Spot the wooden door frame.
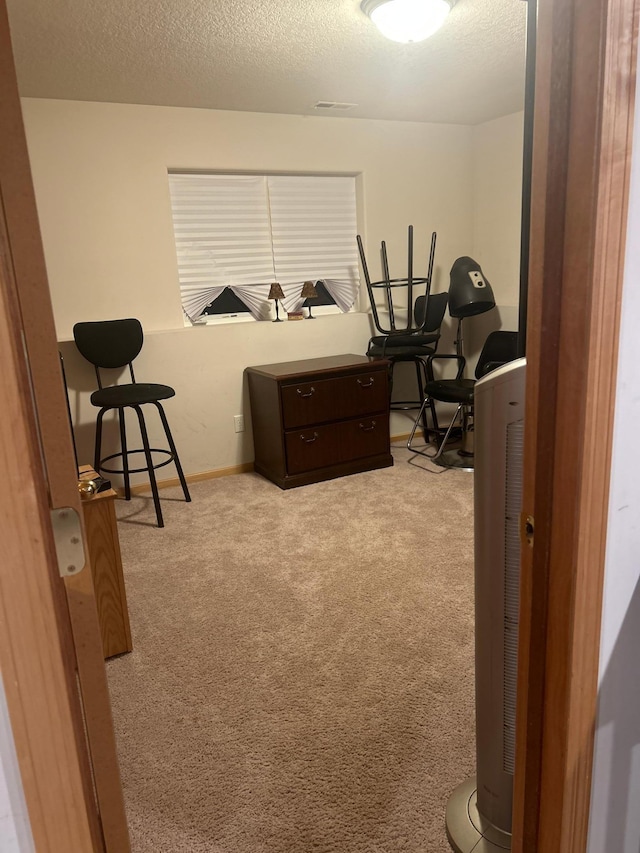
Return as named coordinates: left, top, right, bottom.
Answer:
left=513, top=0, right=639, bottom=850
left=0, top=0, right=130, bottom=849
left=0, top=87, right=101, bottom=853
left=0, top=0, right=637, bottom=849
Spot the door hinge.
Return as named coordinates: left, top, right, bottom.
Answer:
left=521, top=512, right=535, bottom=548
left=50, top=507, right=86, bottom=577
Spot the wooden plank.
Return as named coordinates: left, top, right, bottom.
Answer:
left=512, top=0, right=566, bottom=831
left=513, top=0, right=639, bottom=849
left=80, top=475, right=133, bottom=659
left=0, top=2, right=130, bottom=849
left=0, top=118, right=99, bottom=853
left=546, top=0, right=638, bottom=847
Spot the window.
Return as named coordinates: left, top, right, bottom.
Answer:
left=168, top=173, right=360, bottom=323
left=203, top=287, right=252, bottom=318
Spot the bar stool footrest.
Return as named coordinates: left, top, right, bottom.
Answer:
left=98, top=448, right=175, bottom=476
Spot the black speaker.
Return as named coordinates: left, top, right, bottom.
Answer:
left=448, top=256, right=496, bottom=318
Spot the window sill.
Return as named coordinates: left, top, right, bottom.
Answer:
left=186, top=305, right=357, bottom=327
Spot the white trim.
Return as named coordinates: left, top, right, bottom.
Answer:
left=185, top=302, right=355, bottom=327
left=0, top=677, right=34, bottom=853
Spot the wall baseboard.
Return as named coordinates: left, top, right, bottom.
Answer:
left=119, top=462, right=255, bottom=496
left=118, top=435, right=410, bottom=496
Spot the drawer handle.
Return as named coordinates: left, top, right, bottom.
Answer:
left=301, top=432, right=319, bottom=443
left=296, top=386, right=315, bottom=398
left=357, top=377, right=375, bottom=388
left=359, top=421, right=377, bottom=432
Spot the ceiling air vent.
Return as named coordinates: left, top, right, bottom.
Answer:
left=314, top=101, right=358, bottom=111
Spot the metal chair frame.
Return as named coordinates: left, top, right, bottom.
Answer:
left=74, top=319, right=191, bottom=528
left=407, top=331, right=519, bottom=469
left=357, top=226, right=437, bottom=338
left=357, top=226, right=441, bottom=436
left=406, top=353, right=467, bottom=463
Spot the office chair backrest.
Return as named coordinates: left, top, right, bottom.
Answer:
left=475, top=331, right=519, bottom=379
left=73, top=319, right=144, bottom=369
left=414, top=292, right=448, bottom=334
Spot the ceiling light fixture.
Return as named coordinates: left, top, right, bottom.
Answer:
left=361, top=0, right=455, bottom=44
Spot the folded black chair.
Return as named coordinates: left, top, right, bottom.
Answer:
left=73, top=318, right=191, bottom=528
left=407, top=330, right=519, bottom=470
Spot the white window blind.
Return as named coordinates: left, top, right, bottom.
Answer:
left=168, top=172, right=359, bottom=322
left=168, top=173, right=275, bottom=321
left=268, top=176, right=360, bottom=313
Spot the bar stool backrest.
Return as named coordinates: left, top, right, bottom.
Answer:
left=73, top=318, right=144, bottom=387
left=357, top=226, right=437, bottom=338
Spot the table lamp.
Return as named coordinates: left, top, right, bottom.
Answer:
left=301, top=281, right=318, bottom=319
left=268, top=282, right=285, bottom=322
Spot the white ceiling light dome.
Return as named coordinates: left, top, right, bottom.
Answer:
left=361, top=0, right=456, bottom=44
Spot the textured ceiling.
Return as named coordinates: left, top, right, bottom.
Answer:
left=7, top=0, right=527, bottom=125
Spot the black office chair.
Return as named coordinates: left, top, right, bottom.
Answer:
left=358, top=226, right=445, bottom=434
left=73, top=318, right=191, bottom=528
left=407, top=330, right=519, bottom=469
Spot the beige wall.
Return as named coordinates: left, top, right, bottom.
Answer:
left=23, top=98, right=478, bottom=476
left=468, top=111, right=524, bottom=358
left=23, top=99, right=473, bottom=338
left=22, top=99, right=522, bottom=479
left=472, top=111, right=524, bottom=309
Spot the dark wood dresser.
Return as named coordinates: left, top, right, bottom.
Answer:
left=246, top=354, right=393, bottom=489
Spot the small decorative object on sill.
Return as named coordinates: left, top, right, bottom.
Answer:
left=301, top=280, right=319, bottom=319
left=268, top=282, right=285, bottom=322
left=287, top=310, right=304, bottom=321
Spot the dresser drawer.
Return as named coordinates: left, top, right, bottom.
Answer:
left=339, top=415, right=389, bottom=462
left=285, top=415, right=389, bottom=474
left=285, top=422, right=343, bottom=474
left=281, top=369, right=388, bottom=429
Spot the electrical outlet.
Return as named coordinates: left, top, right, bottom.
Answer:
left=234, top=414, right=245, bottom=433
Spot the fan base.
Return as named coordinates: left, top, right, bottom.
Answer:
left=446, top=777, right=511, bottom=852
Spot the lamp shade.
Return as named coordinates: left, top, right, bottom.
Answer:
left=268, top=282, right=285, bottom=300
left=361, top=0, right=453, bottom=43
left=301, top=281, right=318, bottom=300
left=448, top=257, right=496, bottom=319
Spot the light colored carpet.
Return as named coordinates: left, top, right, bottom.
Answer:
left=107, top=445, right=475, bottom=853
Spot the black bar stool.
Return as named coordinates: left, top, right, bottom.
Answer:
left=73, top=318, right=191, bottom=528
left=357, top=227, right=445, bottom=441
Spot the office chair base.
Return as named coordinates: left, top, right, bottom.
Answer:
left=407, top=398, right=461, bottom=464
left=408, top=396, right=475, bottom=471
left=432, top=448, right=474, bottom=472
